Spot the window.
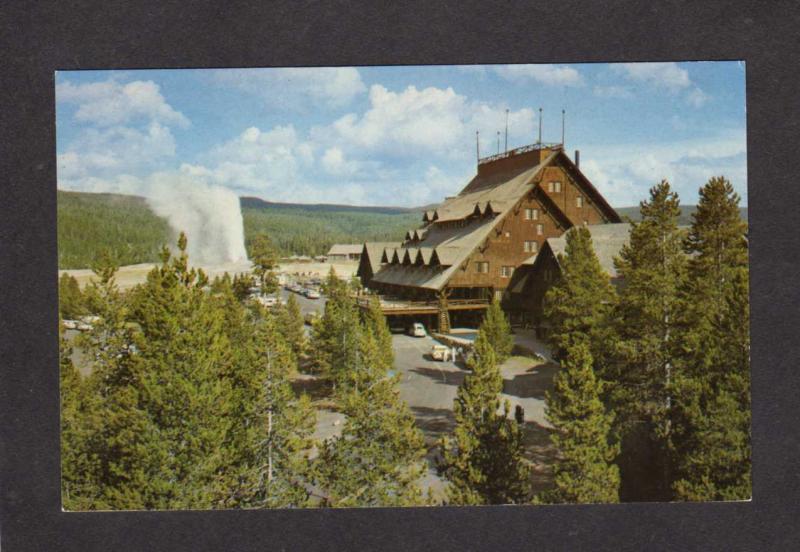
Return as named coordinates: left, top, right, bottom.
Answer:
left=525, top=207, right=539, bottom=220
left=576, top=195, right=583, bottom=207
left=475, top=261, right=489, bottom=273
left=583, top=220, right=589, bottom=227
left=524, top=240, right=538, bottom=253
left=504, top=231, right=511, bottom=238
left=501, top=266, right=514, bottom=278
left=548, top=181, right=562, bottom=193
left=536, top=223, right=544, bottom=236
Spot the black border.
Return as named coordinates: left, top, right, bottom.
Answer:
left=2, top=1, right=799, bottom=550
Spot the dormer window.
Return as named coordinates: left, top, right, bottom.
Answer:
left=548, top=181, right=562, bottom=193
left=576, top=195, right=583, bottom=207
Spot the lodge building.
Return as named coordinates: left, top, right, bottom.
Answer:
left=357, top=141, right=622, bottom=332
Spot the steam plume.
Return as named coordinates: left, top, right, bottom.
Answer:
left=143, top=172, right=248, bottom=265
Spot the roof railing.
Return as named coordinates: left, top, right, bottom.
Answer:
left=478, top=142, right=562, bottom=165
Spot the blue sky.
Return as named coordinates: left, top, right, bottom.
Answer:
left=55, top=62, right=747, bottom=207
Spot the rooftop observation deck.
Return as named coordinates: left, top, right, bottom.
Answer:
left=478, top=141, right=563, bottom=166
left=356, top=295, right=490, bottom=316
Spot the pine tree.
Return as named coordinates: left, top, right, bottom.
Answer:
left=438, top=327, right=530, bottom=505
left=480, top=297, right=514, bottom=364
left=232, top=311, right=315, bottom=508
left=542, top=226, right=617, bottom=363
left=277, top=293, right=307, bottom=363
left=315, top=319, right=428, bottom=507
left=310, top=269, right=360, bottom=383
left=361, top=294, right=394, bottom=373
left=672, top=176, right=750, bottom=501
left=58, top=273, right=86, bottom=320
left=541, top=342, right=620, bottom=504
left=231, top=272, right=253, bottom=302
left=609, top=180, right=687, bottom=500
left=249, top=234, right=279, bottom=294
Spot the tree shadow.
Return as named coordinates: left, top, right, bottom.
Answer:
left=290, top=374, right=333, bottom=402
left=410, top=405, right=456, bottom=437
left=503, top=361, right=559, bottom=400
left=409, top=365, right=466, bottom=387
left=520, top=420, right=557, bottom=496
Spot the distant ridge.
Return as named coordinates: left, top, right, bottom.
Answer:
left=240, top=196, right=431, bottom=215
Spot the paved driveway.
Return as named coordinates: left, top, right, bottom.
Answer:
left=392, top=332, right=559, bottom=499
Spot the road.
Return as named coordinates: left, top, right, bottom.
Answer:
left=391, top=332, right=559, bottom=499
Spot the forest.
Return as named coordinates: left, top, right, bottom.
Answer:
left=59, top=176, right=749, bottom=508
left=57, top=190, right=422, bottom=268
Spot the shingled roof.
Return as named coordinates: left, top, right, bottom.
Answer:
left=370, top=145, right=619, bottom=292
left=546, top=223, right=632, bottom=278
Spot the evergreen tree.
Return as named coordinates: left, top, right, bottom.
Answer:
left=361, top=294, right=394, bottom=373
left=541, top=342, right=620, bottom=504
left=58, top=273, right=86, bottom=320
left=232, top=311, right=315, bottom=508
left=315, top=318, right=427, bottom=507
left=438, top=328, right=530, bottom=505
left=249, top=234, right=279, bottom=294
left=310, top=269, right=360, bottom=383
left=542, top=227, right=617, bottom=363
left=277, top=293, right=307, bottom=362
left=609, top=180, right=687, bottom=500
left=672, top=176, right=750, bottom=501
left=231, top=272, right=253, bottom=302
left=480, top=297, right=514, bottom=364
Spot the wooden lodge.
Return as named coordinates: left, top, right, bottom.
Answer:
left=357, top=142, right=622, bottom=332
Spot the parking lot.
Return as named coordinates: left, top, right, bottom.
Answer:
left=391, top=331, right=559, bottom=498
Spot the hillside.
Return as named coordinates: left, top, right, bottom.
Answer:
left=57, top=191, right=172, bottom=269
left=57, top=190, right=424, bottom=269
left=615, top=205, right=748, bottom=225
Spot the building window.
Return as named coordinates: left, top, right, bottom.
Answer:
left=475, top=261, right=489, bottom=273
left=548, top=181, right=562, bottom=193
left=576, top=195, right=583, bottom=207
left=524, top=240, right=538, bottom=253
left=536, top=223, right=544, bottom=236
left=524, top=207, right=539, bottom=220
left=504, top=231, right=511, bottom=238
left=583, top=220, right=589, bottom=227
left=501, top=266, right=514, bottom=278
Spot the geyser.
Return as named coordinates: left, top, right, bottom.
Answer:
left=143, top=172, right=249, bottom=265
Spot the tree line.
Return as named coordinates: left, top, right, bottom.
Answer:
left=541, top=176, right=750, bottom=503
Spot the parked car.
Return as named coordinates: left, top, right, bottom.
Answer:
left=304, top=288, right=321, bottom=300
left=408, top=322, right=426, bottom=337
left=257, top=295, right=281, bottom=308
left=430, top=344, right=450, bottom=361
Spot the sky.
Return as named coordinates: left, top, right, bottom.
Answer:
left=55, top=62, right=747, bottom=208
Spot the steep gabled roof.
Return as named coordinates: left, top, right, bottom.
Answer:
left=363, top=242, right=402, bottom=275
left=371, top=145, right=619, bottom=292
left=545, top=223, right=632, bottom=277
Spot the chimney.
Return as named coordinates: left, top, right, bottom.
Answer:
left=574, top=149, right=580, bottom=169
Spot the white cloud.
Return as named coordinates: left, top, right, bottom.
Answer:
left=593, top=85, right=634, bottom=99
left=612, top=62, right=711, bottom=108
left=57, top=122, right=177, bottom=183
left=319, top=84, right=536, bottom=157
left=614, top=62, right=691, bottom=92
left=576, top=129, right=747, bottom=206
left=210, top=67, right=366, bottom=109
left=494, top=64, right=584, bottom=87
left=686, top=87, right=710, bottom=107
left=321, top=147, right=360, bottom=177
left=56, top=79, right=189, bottom=127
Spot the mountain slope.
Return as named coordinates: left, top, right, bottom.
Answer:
left=615, top=205, right=748, bottom=225
left=57, top=191, right=425, bottom=269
